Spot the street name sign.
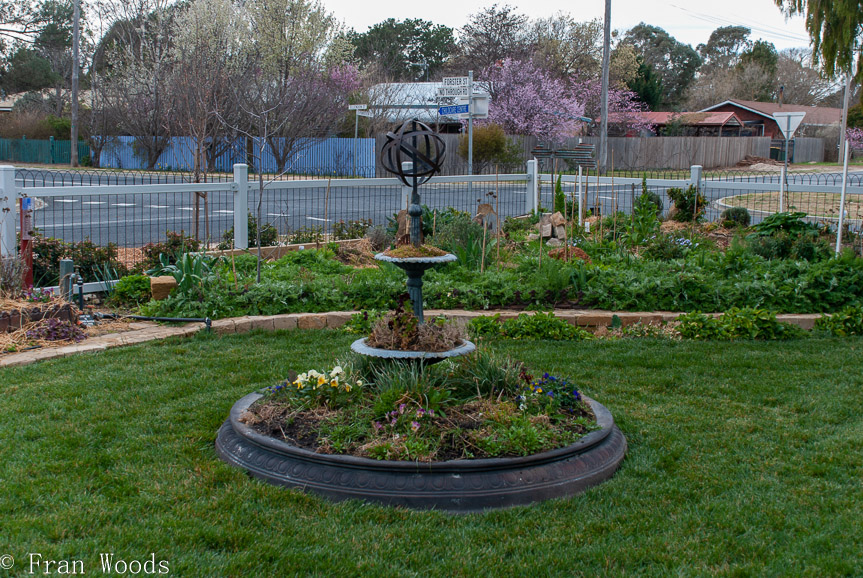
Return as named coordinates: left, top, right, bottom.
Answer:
left=348, top=104, right=368, bottom=110
left=439, top=104, right=470, bottom=116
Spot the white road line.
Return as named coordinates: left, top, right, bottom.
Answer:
left=306, top=216, right=330, bottom=222
left=82, top=201, right=106, bottom=205
left=178, top=207, right=195, bottom=211
left=215, top=210, right=233, bottom=214
left=147, top=205, right=169, bottom=209
left=268, top=213, right=287, bottom=217
left=54, top=199, right=77, bottom=203
left=112, top=203, right=136, bottom=207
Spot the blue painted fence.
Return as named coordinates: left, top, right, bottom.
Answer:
left=96, top=136, right=376, bottom=176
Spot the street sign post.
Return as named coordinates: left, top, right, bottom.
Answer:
left=772, top=112, right=806, bottom=211
left=349, top=104, right=370, bottom=176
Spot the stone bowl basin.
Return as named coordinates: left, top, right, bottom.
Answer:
left=350, top=337, right=476, bottom=364
left=215, top=393, right=627, bottom=512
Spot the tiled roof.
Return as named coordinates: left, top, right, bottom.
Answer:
left=699, top=99, right=842, bottom=125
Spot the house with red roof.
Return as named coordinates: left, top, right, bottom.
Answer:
left=698, top=99, right=842, bottom=138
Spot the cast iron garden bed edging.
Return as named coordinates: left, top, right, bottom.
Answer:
left=215, top=392, right=627, bottom=512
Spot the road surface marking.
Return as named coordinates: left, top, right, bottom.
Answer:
left=54, top=199, right=77, bottom=203
left=112, top=203, right=136, bottom=207
left=82, top=201, right=106, bottom=205
left=306, top=217, right=330, bottom=222
left=215, top=210, right=233, bottom=214
left=146, top=205, right=169, bottom=209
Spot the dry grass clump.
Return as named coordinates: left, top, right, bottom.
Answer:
left=0, top=256, right=26, bottom=298
left=383, top=244, right=448, bottom=258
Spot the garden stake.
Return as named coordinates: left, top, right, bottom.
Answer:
left=611, top=153, right=617, bottom=242
left=231, top=252, right=238, bottom=291
left=481, top=218, right=488, bottom=273
left=432, top=209, right=437, bottom=239
left=323, top=177, right=331, bottom=247
left=496, top=166, right=501, bottom=267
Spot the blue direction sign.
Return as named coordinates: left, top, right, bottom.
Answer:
left=438, top=104, right=469, bottom=116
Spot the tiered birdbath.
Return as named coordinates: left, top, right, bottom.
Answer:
left=351, top=119, right=474, bottom=362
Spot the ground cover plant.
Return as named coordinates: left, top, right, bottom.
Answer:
left=0, top=330, right=860, bottom=575
left=128, top=202, right=863, bottom=321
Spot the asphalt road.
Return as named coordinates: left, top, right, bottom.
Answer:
left=16, top=168, right=863, bottom=247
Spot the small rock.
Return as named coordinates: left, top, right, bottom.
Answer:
left=546, top=238, right=563, bottom=247
left=554, top=225, right=567, bottom=239
left=527, top=233, right=539, bottom=241
left=550, top=211, right=567, bottom=227
left=540, top=223, right=553, bottom=238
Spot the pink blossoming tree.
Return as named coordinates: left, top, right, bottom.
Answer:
left=482, top=58, right=585, bottom=144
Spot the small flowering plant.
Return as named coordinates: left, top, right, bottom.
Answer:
left=518, top=373, right=586, bottom=415
left=23, top=287, right=54, bottom=303
left=366, top=398, right=439, bottom=460
left=266, top=365, right=363, bottom=408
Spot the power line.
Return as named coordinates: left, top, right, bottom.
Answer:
left=669, top=4, right=810, bottom=44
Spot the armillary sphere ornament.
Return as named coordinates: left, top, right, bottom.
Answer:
left=380, top=119, right=446, bottom=187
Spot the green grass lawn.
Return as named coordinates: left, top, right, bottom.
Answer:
left=1, top=330, right=861, bottom=576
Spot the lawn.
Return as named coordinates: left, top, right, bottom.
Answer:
left=1, top=330, right=861, bottom=576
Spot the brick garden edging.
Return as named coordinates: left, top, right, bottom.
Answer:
left=0, top=309, right=826, bottom=369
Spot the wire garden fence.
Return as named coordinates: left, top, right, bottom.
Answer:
left=2, top=163, right=862, bottom=280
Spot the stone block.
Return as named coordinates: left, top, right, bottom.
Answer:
left=211, top=319, right=237, bottom=335
left=326, top=312, right=353, bottom=329
left=232, top=317, right=255, bottom=333
left=249, top=316, right=275, bottom=331
left=150, top=276, right=178, bottom=301
left=540, top=223, right=553, bottom=238
left=297, top=315, right=327, bottom=330
left=272, top=315, right=299, bottom=331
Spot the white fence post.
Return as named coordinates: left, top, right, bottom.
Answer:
left=0, top=165, right=16, bottom=258
left=401, top=162, right=413, bottom=210
left=689, top=165, right=703, bottom=192
left=526, top=160, right=538, bottom=215
left=233, top=164, right=249, bottom=250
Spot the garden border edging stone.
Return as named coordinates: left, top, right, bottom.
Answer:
left=0, top=310, right=826, bottom=368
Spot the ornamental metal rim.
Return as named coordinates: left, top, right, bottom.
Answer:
left=350, top=337, right=475, bottom=360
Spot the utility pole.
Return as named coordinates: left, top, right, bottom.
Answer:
left=70, top=0, right=81, bottom=167
left=839, top=74, right=852, bottom=164
left=599, top=0, right=611, bottom=174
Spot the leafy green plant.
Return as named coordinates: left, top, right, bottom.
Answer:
left=342, top=310, right=384, bottom=335
left=677, top=308, right=808, bottom=340
left=217, top=214, right=279, bottom=250
left=288, top=226, right=324, bottom=244
left=140, top=231, right=201, bottom=271
left=469, top=312, right=592, bottom=341
left=667, top=185, right=706, bottom=222
left=641, top=233, right=699, bottom=261
left=146, top=252, right=221, bottom=294
left=721, top=207, right=751, bottom=228
left=110, top=274, right=151, bottom=306
left=751, top=212, right=818, bottom=237
left=814, top=306, right=863, bottom=336
left=332, top=219, right=372, bottom=240
left=553, top=174, right=566, bottom=214
left=31, top=234, right=127, bottom=286
left=624, top=190, right=662, bottom=246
